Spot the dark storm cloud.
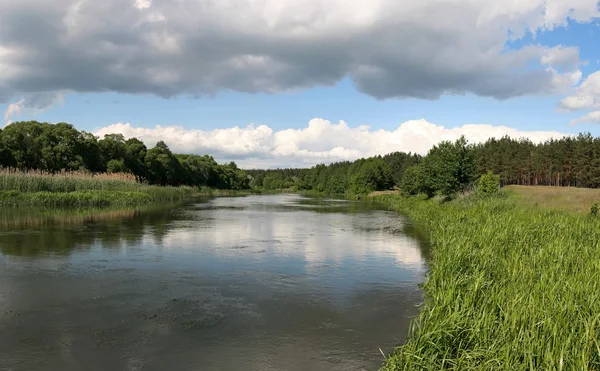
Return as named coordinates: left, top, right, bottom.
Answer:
left=0, top=0, right=596, bottom=109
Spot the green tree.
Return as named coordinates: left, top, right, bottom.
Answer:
left=124, top=138, right=148, bottom=181
left=350, top=158, right=394, bottom=194
left=107, top=159, right=128, bottom=173
left=79, top=131, right=104, bottom=172
left=99, top=133, right=127, bottom=171
left=262, top=175, right=278, bottom=190
left=1, top=121, right=45, bottom=169
left=420, top=136, right=476, bottom=197
left=145, top=141, right=183, bottom=186
left=400, top=165, right=424, bottom=196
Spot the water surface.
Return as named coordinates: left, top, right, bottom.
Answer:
left=0, top=194, right=427, bottom=371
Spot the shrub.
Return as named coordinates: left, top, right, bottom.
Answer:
left=477, top=170, right=500, bottom=195
left=400, top=165, right=423, bottom=196
left=590, top=201, right=599, bottom=216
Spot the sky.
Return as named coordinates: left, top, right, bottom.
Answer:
left=1, top=0, right=600, bottom=168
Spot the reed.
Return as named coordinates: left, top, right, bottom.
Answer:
left=0, top=168, right=139, bottom=193
left=377, top=192, right=600, bottom=370
left=0, top=169, right=198, bottom=206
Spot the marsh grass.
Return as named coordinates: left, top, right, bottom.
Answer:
left=378, top=192, right=600, bottom=370
left=0, top=168, right=140, bottom=193
left=0, top=169, right=198, bottom=206
left=0, top=207, right=137, bottom=228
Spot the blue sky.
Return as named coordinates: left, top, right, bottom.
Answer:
left=1, top=0, right=600, bottom=167
left=4, top=81, right=590, bottom=134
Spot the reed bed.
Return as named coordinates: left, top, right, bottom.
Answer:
left=0, top=168, right=139, bottom=193
left=0, top=207, right=137, bottom=228
left=377, top=192, right=600, bottom=370
left=0, top=169, right=198, bottom=206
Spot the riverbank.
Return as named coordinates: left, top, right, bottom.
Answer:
left=376, top=191, right=600, bottom=370
left=0, top=170, right=256, bottom=207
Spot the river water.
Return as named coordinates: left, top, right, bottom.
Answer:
left=0, top=194, right=427, bottom=371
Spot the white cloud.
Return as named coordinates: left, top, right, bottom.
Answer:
left=3, top=99, right=25, bottom=122
left=560, top=71, right=600, bottom=125
left=2, top=92, right=66, bottom=123
left=134, top=0, right=151, bottom=10
left=570, top=111, right=600, bottom=126
left=560, top=71, right=600, bottom=111
left=0, top=0, right=597, bottom=103
left=94, top=118, right=569, bottom=168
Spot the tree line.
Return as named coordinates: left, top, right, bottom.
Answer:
left=249, top=133, right=600, bottom=196
left=246, top=151, right=421, bottom=194
left=0, top=121, right=250, bottom=189
left=4, top=121, right=600, bottom=195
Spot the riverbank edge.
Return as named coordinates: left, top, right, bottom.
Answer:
left=0, top=187, right=263, bottom=207
left=373, top=191, right=600, bottom=370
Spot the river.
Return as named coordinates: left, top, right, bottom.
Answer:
left=0, top=194, right=427, bottom=371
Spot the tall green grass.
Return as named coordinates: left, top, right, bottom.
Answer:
left=0, top=169, right=141, bottom=192
left=0, top=169, right=198, bottom=206
left=378, top=192, right=600, bottom=370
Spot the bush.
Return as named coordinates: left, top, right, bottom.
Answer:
left=106, top=159, right=128, bottom=174
left=590, top=201, right=599, bottom=216
left=400, top=165, right=423, bottom=196
left=477, top=171, right=500, bottom=195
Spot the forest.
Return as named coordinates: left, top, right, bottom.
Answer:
left=0, top=121, right=250, bottom=190
left=4, top=120, right=600, bottom=196
left=249, top=133, right=600, bottom=195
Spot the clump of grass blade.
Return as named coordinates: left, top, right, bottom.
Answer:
left=378, top=192, right=600, bottom=370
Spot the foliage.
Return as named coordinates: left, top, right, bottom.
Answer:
left=0, top=169, right=202, bottom=206
left=11, top=120, right=600, bottom=196
left=378, top=193, right=600, bottom=370
left=106, top=159, right=127, bottom=174
left=420, top=136, right=476, bottom=197
left=590, top=201, right=599, bottom=216
left=0, top=121, right=250, bottom=190
left=397, top=136, right=476, bottom=198
left=350, top=157, right=394, bottom=194
left=381, top=151, right=422, bottom=186
left=248, top=131, right=600, bottom=195
left=399, top=166, right=423, bottom=196
left=477, top=171, right=501, bottom=195
left=472, top=133, right=600, bottom=188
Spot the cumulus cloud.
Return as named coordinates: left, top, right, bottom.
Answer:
left=0, top=0, right=597, bottom=104
left=569, top=111, right=600, bottom=126
left=94, top=118, right=569, bottom=168
left=560, top=71, right=600, bottom=125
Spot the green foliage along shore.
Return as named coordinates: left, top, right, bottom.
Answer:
left=247, top=154, right=419, bottom=195
left=378, top=192, right=600, bottom=370
left=0, top=169, right=259, bottom=207
left=248, top=131, right=600, bottom=195
left=6, top=120, right=600, bottom=197
left=0, top=121, right=250, bottom=190
left=0, top=170, right=198, bottom=207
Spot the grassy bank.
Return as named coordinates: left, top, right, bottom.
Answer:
left=377, top=191, right=600, bottom=370
left=0, top=170, right=203, bottom=207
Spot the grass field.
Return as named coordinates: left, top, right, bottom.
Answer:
left=506, top=185, right=600, bottom=213
left=377, top=191, right=600, bottom=370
